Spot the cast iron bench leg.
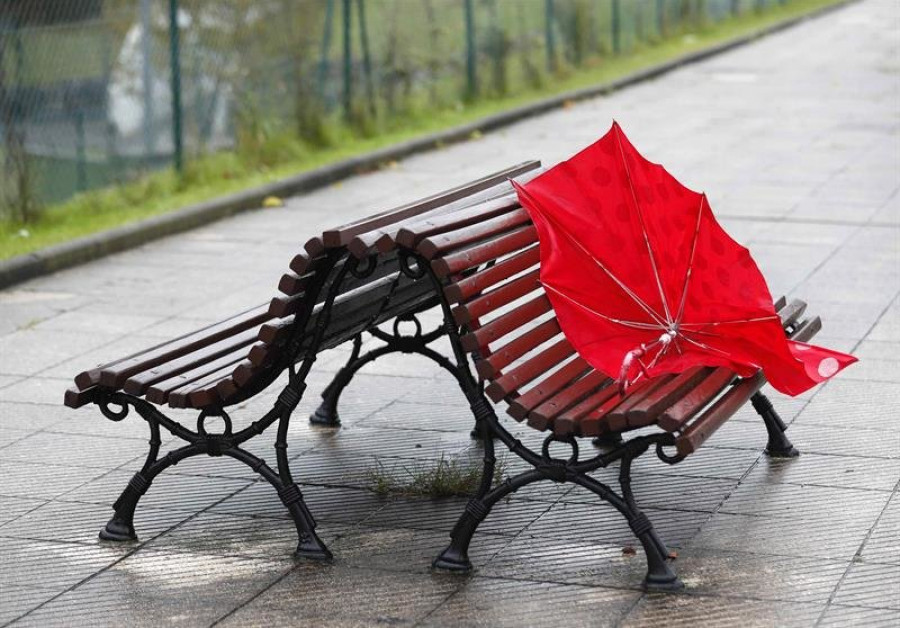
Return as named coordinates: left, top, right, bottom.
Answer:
left=751, top=392, right=800, bottom=458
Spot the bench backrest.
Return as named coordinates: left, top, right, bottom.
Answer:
left=207, top=161, right=544, bottom=408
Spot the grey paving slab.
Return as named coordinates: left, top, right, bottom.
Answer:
left=421, top=576, right=641, bottom=627
left=217, top=565, right=462, bottom=627
left=2, top=0, right=899, bottom=625
left=11, top=549, right=294, bottom=628
left=620, top=594, right=824, bottom=627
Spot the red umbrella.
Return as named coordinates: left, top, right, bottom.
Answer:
left=513, top=122, right=855, bottom=397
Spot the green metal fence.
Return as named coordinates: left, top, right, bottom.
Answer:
left=0, top=0, right=789, bottom=220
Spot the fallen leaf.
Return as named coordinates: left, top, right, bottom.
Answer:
left=262, top=196, right=283, bottom=208
left=622, top=545, right=636, bottom=556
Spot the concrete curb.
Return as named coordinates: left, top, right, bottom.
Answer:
left=0, top=0, right=856, bottom=291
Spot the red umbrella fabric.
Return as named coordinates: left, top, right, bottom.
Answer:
left=513, top=122, right=855, bottom=397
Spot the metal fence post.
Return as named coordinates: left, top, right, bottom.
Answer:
left=356, top=0, right=375, bottom=118
left=317, top=0, right=335, bottom=103
left=611, top=0, right=621, bottom=55
left=168, top=0, right=183, bottom=175
left=545, top=0, right=556, bottom=73
left=342, top=0, right=352, bottom=120
left=657, top=0, right=665, bottom=36
left=464, top=0, right=477, bottom=100
left=140, top=0, right=155, bottom=159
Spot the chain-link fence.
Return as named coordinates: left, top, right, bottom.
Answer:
left=1, top=0, right=790, bottom=220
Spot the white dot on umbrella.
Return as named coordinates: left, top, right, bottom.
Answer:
left=794, top=344, right=811, bottom=351
left=817, top=357, right=840, bottom=378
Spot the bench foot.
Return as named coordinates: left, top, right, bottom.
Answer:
left=433, top=544, right=473, bottom=572
left=643, top=573, right=685, bottom=593
left=309, top=401, right=341, bottom=427
left=99, top=515, right=137, bottom=542
left=295, top=533, right=333, bottom=561
left=637, top=529, right=683, bottom=593
left=752, top=393, right=800, bottom=458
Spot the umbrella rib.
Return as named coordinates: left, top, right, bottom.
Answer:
left=677, top=330, right=735, bottom=359
left=679, top=315, right=780, bottom=327
left=613, top=124, right=674, bottom=325
left=534, top=205, right=669, bottom=328
left=674, top=194, right=706, bottom=326
left=543, top=283, right=663, bottom=331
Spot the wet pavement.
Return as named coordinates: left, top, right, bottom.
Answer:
left=1, top=0, right=898, bottom=625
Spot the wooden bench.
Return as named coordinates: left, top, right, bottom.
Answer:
left=65, top=161, right=818, bottom=591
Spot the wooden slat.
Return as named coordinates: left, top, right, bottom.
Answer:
left=548, top=379, right=622, bottom=435
left=145, top=352, right=249, bottom=404
left=394, top=194, right=520, bottom=250
left=577, top=380, right=657, bottom=437
left=475, top=320, right=561, bottom=380
left=460, top=294, right=551, bottom=353
left=452, top=268, right=541, bottom=326
left=322, top=161, right=540, bottom=248
left=64, top=386, right=98, bottom=409
left=289, top=237, right=326, bottom=274
left=527, top=371, right=611, bottom=430
left=352, top=181, right=530, bottom=258
left=656, top=369, right=735, bottom=432
left=602, top=374, right=677, bottom=432
left=622, top=366, right=712, bottom=426
left=121, top=328, right=259, bottom=396
left=432, top=224, right=538, bottom=278
left=485, top=338, right=575, bottom=402
left=444, top=245, right=540, bottom=304
left=417, top=208, right=530, bottom=260
left=97, top=305, right=271, bottom=389
left=507, top=357, right=591, bottom=420
left=166, top=360, right=247, bottom=409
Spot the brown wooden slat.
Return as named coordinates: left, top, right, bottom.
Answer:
left=97, top=305, right=272, bottom=389
left=351, top=181, right=527, bottom=258
left=432, top=224, right=538, bottom=278
left=507, top=357, right=591, bottom=420
left=145, top=353, right=249, bottom=404
left=74, top=368, right=102, bottom=392
left=452, top=268, right=541, bottom=326
left=576, top=380, right=657, bottom=437
left=551, top=383, right=622, bottom=435
left=656, top=369, right=735, bottom=432
left=64, top=386, right=98, bottom=409
left=444, top=245, right=540, bottom=304
left=259, top=317, right=293, bottom=345
left=460, top=294, right=551, bottom=353
left=417, top=208, right=530, bottom=260
left=602, top=374, right=677, bottom=432
left=166, top=363, right=238, bottom=408
left=289, top=237, right=326, bottom=275
left=527, top=370, right=611, bottom=430
left=485, top=338, right=575, bottom=402
left=675, top=373, right=761, bottom=456
left=322, top=161, right=540, bottom=248
left=75, top=304, right=268, bottom=390
left=394, top=195, right=521, bottom=250
left=622, top=366, right=712, bottom=426
left=122, top=328, right=260, bottom=396
left=475, top=320, right=560, bottom=380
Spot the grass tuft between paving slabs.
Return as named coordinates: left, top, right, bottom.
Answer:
left=366, top=454, right=507, bottom=499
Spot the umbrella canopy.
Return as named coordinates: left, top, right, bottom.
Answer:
left=513, top=122, right=855, bottom=397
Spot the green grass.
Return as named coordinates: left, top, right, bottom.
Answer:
left=365, top=455, right=506, bottom=499
left=0, top=0, right=846, bottom=261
